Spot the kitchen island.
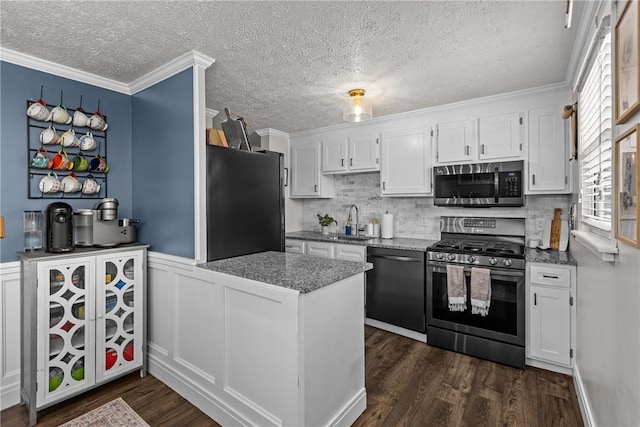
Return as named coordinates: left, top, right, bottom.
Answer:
left=147, top=251, right=370, bottom=427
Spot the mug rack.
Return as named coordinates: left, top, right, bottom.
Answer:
left=26, top=100, right=109, bottom=199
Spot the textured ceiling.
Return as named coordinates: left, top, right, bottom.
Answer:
left=0, top=1, right=582, bottom=133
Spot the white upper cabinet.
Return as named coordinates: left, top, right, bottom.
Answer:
left=433, top=119, right=475, bottom=164
left=380, top=128, right=432, bottom=196
left=433, top=112, right=524, bottom=165
left=322, top=138, right=348, bottom=172
left=527, top=106, right=570, bottom=194
left=321, top=132, right=379, bottom=173
left=291, top=141, right=335, bottom=198
left=477, top=111, right=524, bottom=160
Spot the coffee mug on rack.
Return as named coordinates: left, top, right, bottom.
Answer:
left=39, top=172, right=61, bottom=193
left=39, top=126, right=60, bottom=145
left=70, top=154, right=89, bottom=172
left=61, top=172, right=82, bottom=193
left=30, top=147, right=50, bottom=168
left=72, top=108, right=90, bottom=127
left=60, top=129, right=80, bottom=148
left=88, top=112, right=108, bottom=131
left=27, top=99, right=50, bottom=121
left=79, top=132, right=97, bottom=151
left=50, top=150, right=72, bottom=170
left=48, top=105, right=72, bottom=125
left=82, top=175, right=100, bottom=195
left=89, top=154, right=109, bottom=173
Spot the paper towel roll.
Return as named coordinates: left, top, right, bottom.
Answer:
left=381, top=213, right=394, bottom=239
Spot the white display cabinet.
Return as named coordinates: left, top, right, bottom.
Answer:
left=19, top=245, right=147, bottom=426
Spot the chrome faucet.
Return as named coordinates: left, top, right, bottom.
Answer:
left=347, top=204, right=359, bottom=236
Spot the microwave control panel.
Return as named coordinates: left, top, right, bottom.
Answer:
left=500, top=172, right=522, bottom=197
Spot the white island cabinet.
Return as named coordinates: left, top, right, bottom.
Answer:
left=147, top=251, right=368, bottom=427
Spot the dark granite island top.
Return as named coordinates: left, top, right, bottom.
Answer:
left=197, top=251, right=372, bottom=293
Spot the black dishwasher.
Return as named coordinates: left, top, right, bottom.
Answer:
left=366, top=247, right=426, bottom=332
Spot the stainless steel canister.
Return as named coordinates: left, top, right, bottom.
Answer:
left=94, top=198, right=119, bottom=221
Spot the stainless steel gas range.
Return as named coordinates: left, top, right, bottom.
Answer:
left=426, top=217, right=526, bottom=368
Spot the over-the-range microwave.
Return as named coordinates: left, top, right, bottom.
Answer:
left=433, top=160, right=524, bottom=207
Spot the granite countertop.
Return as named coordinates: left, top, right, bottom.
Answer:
left=525, top=248, right=577, bottom=266
left=198, top=251, right=372, bottom=294
left=286, top=230, right=437, bottom=252
left=17, top=243, right=149, bottom=260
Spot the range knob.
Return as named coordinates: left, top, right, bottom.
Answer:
left=503, top=259, right=513, bottom=267
left=467, top=255, right=476, bottom=263
left=489, top=258, right=497, bottom=265
left=447, top=254, right=456, bottom=261
left=436, top=253, right=444, bottom=260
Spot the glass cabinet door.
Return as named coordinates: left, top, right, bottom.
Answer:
left=37, top=257, right=95, bottom=405
left=95, top=251, right=143, bottom=383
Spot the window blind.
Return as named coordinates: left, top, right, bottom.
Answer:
left=578, top=32, right=612, bottom=231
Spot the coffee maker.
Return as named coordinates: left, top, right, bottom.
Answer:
left=74, top=198, right=138, bottom=247
left=46, top=202, right=74, bottom=252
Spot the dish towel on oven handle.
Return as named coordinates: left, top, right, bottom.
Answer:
left=470, top=267, right=491, bottom=316
left=446, top=264, right=466, bottom=312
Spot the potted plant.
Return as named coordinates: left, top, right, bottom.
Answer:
left=317, top=213, right=337, bottom=235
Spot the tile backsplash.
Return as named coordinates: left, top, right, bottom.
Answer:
left=301, top=172, right=571, bottom=240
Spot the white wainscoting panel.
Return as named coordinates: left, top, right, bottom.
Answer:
left=173, top=271, right=218, bottom=391
left=1, top=261, right=22, bottom=410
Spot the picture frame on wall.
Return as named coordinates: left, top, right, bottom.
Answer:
left=615, top=125, right=639, bottom=247
left=615, top=0, right=640, bottom=124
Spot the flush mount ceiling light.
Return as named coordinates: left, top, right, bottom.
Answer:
left=343, top=89, right=373, bottom=122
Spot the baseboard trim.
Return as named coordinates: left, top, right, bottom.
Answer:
left=525, top=357, right=573, bottom=376
left=0, top=381, right=21, bottom=411
left=330, top=387, right=367, bottom=426
left=148, top=355, right=246, bottom=426
left=365, top=318, right=427, bottom=342
left=573, top=363, right=596, bottom=427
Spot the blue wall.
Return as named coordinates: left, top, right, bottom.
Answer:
left=131, top=69, right=194, bottom=258
left=0, top=62, right=133, bottom=262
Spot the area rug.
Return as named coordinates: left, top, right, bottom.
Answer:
left=60, top=397, right=149, bottom=427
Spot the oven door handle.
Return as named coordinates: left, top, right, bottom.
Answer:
left=428, top=263, right=524, bottom=278
left=369, top=254, right=423, bottom=262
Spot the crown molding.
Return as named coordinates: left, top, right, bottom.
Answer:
left=205, top=108, right=219, bottom=125
left=0, top=48, right=216, bottom=96
left=0, top=47, right=130, bottom=94
left=291, top=82, right=570, bottom=137
left=255, top=128, right=290, bottom=139
left=129, top=50, right=215, bottom=95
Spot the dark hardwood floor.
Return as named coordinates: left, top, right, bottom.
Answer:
left=2, top=326, right=583, bottom=426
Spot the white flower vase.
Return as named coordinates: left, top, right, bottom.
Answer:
left=321, top=225, right=329, bottom=235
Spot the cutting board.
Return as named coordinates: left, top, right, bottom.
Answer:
left=550, top=208, right=562, bottom=250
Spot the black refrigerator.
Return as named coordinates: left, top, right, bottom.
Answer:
left=206, top=145, right=285, bottom=261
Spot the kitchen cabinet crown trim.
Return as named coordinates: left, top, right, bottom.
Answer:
left=289, top=82, right=568, bottom=139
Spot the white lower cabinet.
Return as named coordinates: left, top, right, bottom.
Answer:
left=526, top=263, right=575, bottom=371
left=20, top=247, right=146, bottom=425
left=284, top=239, right=305, bottom=254
left=286, top=239, right=366, bottom=262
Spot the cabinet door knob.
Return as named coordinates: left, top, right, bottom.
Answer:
left=350, top=158, right=353, bottom=166
left=534, top=293, right=537, bottom=305
left=314, top=184, right=318, bottom=192
left=532, top=174, right=536, bottom=185
left=341, top=158, right=344, bottom=167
